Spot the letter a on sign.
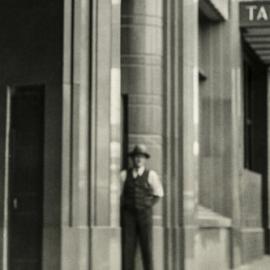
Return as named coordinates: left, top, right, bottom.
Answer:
left=257, top=6, right=268, bottom=21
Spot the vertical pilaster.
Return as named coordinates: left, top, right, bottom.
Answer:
left=62, top=0, right=122, bottom=269
left=61, top=0, right=90, bottom=269
left=161, top=0, right=200, bottom=268
left=182, top=0, right=199, bottom=269
left=163, top=0, right=183, bottom=269
left=90, top=0, right=121, bottom=269
left=121, top=0, right=164, bottom=269
left=110, top=0, right=121, bottom=228
left=230, top=0, right=244, bottom=267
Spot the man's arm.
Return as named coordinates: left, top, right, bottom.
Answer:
left=152, top=196, right=160, bottom=205
left=120, top=170, right=127, bottom=194
left=148, top=170, right=164, bottom=205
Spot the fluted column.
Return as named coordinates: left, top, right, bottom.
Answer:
left=121, top=0, right=164, bottom=269
left=182, top=0, right=199, bottom=269
left=62, top=0, right=121, bottom=270
left=230, top=0, right=246, bottom=267
left=61, top=0, right=91, bottom=269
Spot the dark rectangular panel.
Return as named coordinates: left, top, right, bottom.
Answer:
left=240, top=1, right=270, bottom=27
left=8, top=86, right=44, bottom=270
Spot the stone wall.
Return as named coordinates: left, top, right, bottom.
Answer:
left=0, top=2, right=63, bottom=269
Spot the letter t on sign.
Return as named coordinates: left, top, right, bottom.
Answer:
left=246, top=5, right=258, bottom=21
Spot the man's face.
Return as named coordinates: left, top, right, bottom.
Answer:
left=132, top=154, right=146, bottom=168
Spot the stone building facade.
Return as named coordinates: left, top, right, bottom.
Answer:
left=0, top=0, right=270, bottom=270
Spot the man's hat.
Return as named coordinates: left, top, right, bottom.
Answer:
left=128, top=144, right=151, bottom=159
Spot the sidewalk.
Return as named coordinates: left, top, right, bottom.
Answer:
left=235, top=256, right=270, bottom=270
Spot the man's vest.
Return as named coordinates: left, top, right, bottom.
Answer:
left=122, top=169, right=154, bottom=210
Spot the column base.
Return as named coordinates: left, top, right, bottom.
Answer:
left=61, top=226, right=121, bottom=270
left=91, top=226, right=121, bottom=270
left=239, top=227, right=264, bottom=264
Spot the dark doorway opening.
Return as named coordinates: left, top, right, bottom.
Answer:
left=8, top=86, right=45, bottom=270
left=243, top=44, right=269, bottom=253
left=121, top=94, right=129, bottom=170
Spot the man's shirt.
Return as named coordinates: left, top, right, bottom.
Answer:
left=120, top=167, right=164, bottom=197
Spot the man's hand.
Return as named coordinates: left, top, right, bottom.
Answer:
left=152, top=195, right=160, bottom=205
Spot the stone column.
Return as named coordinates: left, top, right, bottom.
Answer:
left=61, top=0, right=91, bottom=269
left=164, top=0, right=199, bottom=269
left=181, top=0, right=200, bottom=269
left=121, top=0, right=164, bottom=269
left=62, top=0, right=121, bottom=269
left=90, top=1, right=122, bottom=269
left=163, top=0, right=199, bottom=268
left=230, top=0, right=246, bottom=267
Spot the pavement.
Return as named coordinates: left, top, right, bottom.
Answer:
left=235, top=256, right=270, bottom=270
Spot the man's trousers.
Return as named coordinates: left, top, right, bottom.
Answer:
left=121, top=208, right=153, bottom=270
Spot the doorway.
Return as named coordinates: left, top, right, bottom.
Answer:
left=243, top=45, right=269, bottom=253
left=8, top=86, right=45, bottom=270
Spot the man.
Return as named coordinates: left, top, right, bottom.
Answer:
left=121, top=144, right=164, bottom=270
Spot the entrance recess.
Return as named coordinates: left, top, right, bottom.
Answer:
left=240, top=3, right=270, bottom=254
left=8, top=86, right=44, bottom=270
left=243, top=43, right=269, bottom=253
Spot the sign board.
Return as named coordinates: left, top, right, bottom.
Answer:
left=240, top=1, right=270, bottom=27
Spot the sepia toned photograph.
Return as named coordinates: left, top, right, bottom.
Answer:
left=1, top=0, right=270, bottom=270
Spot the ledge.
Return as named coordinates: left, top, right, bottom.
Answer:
left=198, top=205, right=232, bottom=228
left=234, top=256, right=270, bottom=270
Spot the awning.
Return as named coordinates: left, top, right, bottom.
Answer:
left=242, top=27, right=270, bottom=64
